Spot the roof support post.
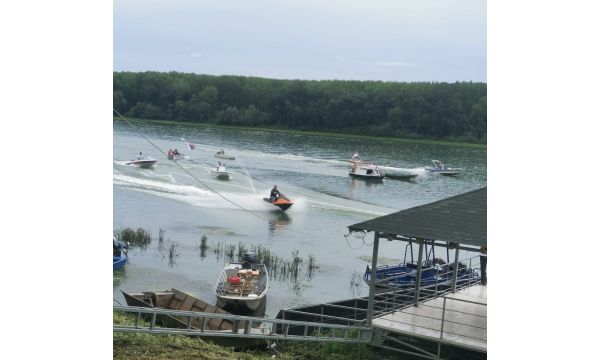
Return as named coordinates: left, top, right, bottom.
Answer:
left=366, top=232, right=380, bottom=325
left=414, top=238, right=424, bottom=305
left=451, top=243, right=460, bottom=293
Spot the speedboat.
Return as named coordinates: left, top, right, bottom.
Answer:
left=425, top=160, right=462, bottom=176
left=215, top=151, right=235, bottom=160
left=214, top=252, right=269, bottom=311
left=211, top=163, right=231, bottom=180
left=263, top=194, right=294, bottom=211
left=348, top=160, right=384, bottom=180
left=126, top=155, right=157, bottom=169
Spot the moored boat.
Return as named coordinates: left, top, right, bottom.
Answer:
left=364, top=258, right=479, bottom=289
left=425, top=160, right=462, bottom=176
left=121, top=288, right=244, bottom=331
left=113, top=237, right=128, bottom=270
left=113, top=256, right=127, bottom=270
left=214, top=252, right=269, bottom=311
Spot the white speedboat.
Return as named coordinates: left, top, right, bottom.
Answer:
left=425, top=160, right=462, bottom=176
left=349, top=160, right=384, bottom=180
left=215, top=150, right=235, bottom=160
left=126, top=155, right=156, bottom=169
left=211, top=163, right=231, bottom=180
left=214, top=253, right=268, bottom=311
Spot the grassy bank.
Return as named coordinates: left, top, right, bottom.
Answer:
left=113, top=312, right=378, bottom=360
left=114, top=117, right=486, bottom=148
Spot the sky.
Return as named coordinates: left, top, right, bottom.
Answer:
left=114, top=0, right=486, bottom=82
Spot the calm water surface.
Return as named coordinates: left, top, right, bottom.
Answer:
left=113, top=121, right=486, bottom=317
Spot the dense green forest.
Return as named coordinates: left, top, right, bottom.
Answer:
left=114, top=72, right=486, bottom=143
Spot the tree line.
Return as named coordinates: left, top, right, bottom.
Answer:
left=114, top=71, right=486, bottom=143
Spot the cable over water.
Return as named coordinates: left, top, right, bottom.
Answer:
left=113, top=109, right=319, bottom=238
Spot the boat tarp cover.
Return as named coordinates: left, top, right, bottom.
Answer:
left=348, top=187, right=486, bottom=247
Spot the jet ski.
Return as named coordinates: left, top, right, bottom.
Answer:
left=263, top=195, right=294, bottom=211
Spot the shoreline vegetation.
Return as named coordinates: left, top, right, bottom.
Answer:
left=114, top=71, right=486, bottom=145
left=114, top=117, right=486, bottom=148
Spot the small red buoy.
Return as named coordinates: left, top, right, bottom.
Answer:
left=227, top=276, right=241, bottom=285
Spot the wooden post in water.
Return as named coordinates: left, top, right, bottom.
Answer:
left=367, top=232, right=380, bottom=325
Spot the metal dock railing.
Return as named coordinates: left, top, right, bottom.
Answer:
left=113, top=305, right=373, bottom=343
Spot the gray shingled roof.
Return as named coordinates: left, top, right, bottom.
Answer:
left=348, top=188, right=486, bottom=247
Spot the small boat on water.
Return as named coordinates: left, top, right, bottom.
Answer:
left=425, top=160, right=462, bottom=176
left=167, top=154, right=185, bottom=160
left=126, top=153, right=157, bottom=168
left=214, top=252, right=269, bottom=311
left=126, top=159, right=157, bottom=168
left=113, top=238, right=128, bottom=270
left=121, top=288, right=244, bottom=331
left=349, top=160, right=385, bottom=180
left=263, top=194, right=294, bottom=211
left=212, top=162, right=231, bottom=180
left=215, top=149, right=235, bottom=160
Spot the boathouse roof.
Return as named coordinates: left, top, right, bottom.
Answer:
left=348, top=187, right=486, bottom=247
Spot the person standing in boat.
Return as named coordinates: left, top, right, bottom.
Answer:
left=270, top=185, right=281, bottom=202
left=352, top=152, right=360, bottom=161
left=137, top=152, right=144, bottom=160
left=167, top=149, right=174, bottom=158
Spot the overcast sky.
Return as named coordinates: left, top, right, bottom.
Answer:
left=114, top=0, right=486, bottom=82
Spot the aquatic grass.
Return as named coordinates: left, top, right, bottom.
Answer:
left=199, top=235, right=208, bottom=258
left=168, top=243, right=179, bottom=267
left=307, top=254, right=318, bottom=278
left=114, top=227, right=152, bottom=250
left=158, top=228, right=166, bottom=251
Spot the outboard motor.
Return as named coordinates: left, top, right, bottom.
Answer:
left=242, top=251, right=257, bottom=270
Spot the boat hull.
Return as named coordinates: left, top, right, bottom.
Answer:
left=215, top=153, right=235, bottom=160
left=425, top=168, right=461, bottom=176
left=126, top=160, right=157, bottom=168
left=383, top=173, right=418, bottom=180
left=349, top=172, right=384, bottom=180
left=263, top=197, right=293, bottom=211
left=113, top=256, right=127, bottom=270
left=212, top=171, right=231, bottom=180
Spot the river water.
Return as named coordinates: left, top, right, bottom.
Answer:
left=113, top=120, right=486, bottom=317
